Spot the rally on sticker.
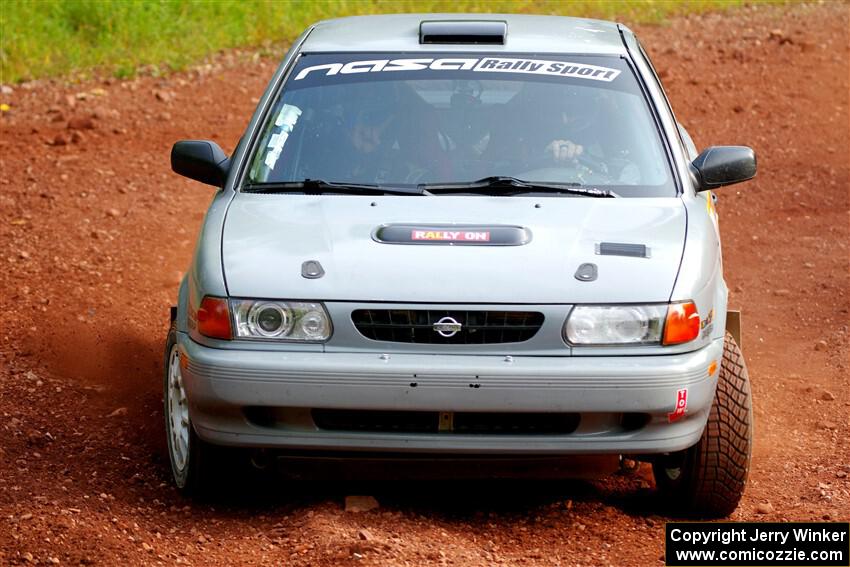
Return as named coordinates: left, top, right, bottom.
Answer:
left=411, top=230, right=491, bottom=242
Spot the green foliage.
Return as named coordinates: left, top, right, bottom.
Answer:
left=0, top=0, right=787, bottom=83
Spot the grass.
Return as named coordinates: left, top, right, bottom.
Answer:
left=1, top=0, right=788, bottom=84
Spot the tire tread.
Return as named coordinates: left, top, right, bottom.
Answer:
left=654, top=332, right=753, bottom=517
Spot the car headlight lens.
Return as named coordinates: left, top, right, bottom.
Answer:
left=247, top=302, right=293, bottom=337
left=299, top=309, right=328, bottom=339
left=232, top=300, right=331, bottom=341
left=564, top=304, right=667, bottom=345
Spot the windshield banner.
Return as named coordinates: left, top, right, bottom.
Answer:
left=294, top=57, right=621, bottom=83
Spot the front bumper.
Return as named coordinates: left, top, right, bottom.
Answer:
left=178, top=332, right=722, bottom=455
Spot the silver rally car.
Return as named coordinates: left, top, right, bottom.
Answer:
left=166, top=15, right=757, bottom=516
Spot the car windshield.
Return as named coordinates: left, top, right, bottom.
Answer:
left=246, top=53, right=676, bottom=197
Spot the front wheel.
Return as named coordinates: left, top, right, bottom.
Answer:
left=653, top=332, right=753, bottom=517
left=164, top=325, right=221, bottom=497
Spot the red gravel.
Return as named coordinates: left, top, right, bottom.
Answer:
left=1, top=3, right=848, bottom=565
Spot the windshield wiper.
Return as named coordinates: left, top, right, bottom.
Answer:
left=243, top=179, right=424, bottom=196
left=419, top=176, right=617, bottom=198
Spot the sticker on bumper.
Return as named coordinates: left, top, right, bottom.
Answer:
left=668, top=388, right=688, bottom=423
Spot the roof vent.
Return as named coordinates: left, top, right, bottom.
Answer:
left=419, top=20, right=507, bottom=45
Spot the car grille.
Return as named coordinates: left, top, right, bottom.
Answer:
left=311, top=409, right=580, bottom=435
left=351, top=309, right=544, bottom=344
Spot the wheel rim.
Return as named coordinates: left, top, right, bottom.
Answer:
left=167, top=346, right=190, bottom=472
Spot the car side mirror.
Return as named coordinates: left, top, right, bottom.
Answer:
left=171, top=140, right=231, bottom=187
left=690, top=146, right=756, bottom=191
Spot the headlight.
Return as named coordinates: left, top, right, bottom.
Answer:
left=232, top=300, right=332, bottom=341
left=564, top=304, right=667, bottom=345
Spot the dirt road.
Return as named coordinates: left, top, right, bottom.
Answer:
left=1, top=3, right=848, bottom=565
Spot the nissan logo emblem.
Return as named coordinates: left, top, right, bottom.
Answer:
left=433, top=316, right=462, bottom=338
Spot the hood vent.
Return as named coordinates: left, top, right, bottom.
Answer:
left=596, top=242, right=650, bottom=258
left=419, top=20, right=507, bottom=44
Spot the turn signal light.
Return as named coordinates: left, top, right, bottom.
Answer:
left=663, top=301, right=700, bottom=345
left=197, top=296, right=232, bottom=340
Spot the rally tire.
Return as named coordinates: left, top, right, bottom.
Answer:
left=653, top=332, right=753, bottom=518
left=164, top=324, right=224, bottom=498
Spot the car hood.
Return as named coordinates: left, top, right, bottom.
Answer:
left=221, top=194, right=686, bottom=304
